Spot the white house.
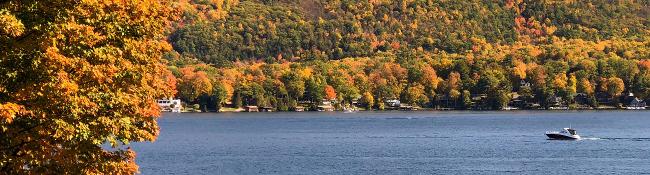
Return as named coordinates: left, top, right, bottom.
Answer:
left=157, top=99, right=182, bottom=113
left=386, top=99, right=401, bottom=108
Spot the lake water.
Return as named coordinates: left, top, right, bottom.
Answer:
left=131, top=111, right=650, bottom=174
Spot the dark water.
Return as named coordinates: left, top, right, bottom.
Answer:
left=131, top=111, right=650, bottom=174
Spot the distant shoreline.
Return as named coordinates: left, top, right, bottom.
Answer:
left=170, top=107, right=648, bottom=113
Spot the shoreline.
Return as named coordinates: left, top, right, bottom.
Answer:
left=170, top=107, right=649, bottom=113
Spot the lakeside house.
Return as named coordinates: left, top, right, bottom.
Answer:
left=547, top=96, right=568, bottom=110
left=596, top=92, right=613, bottom=105
left=470, top=94, right=491, bottom=110
left=508, top=99, right=526, bottom=109
left=626, top=98, right=646, bottom=110
left=382, top=99, right=421, bottom=110
left=157, top=99, right=182, bottom=113
left=434, top=95, right=462, bottom=110
left=385, top=99, right=401, bottom=109
left=625, top=93, right=647, bottom=110
left=177, top=89, right=648, bottom=112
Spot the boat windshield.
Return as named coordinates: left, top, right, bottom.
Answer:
left=567, top=129, right=577, bottom=135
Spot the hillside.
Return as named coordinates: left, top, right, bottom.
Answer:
left=170, top=0, right=648, bottom=64
left=166, top=0, right=650, bottom=111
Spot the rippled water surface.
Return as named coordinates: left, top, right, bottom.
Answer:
left=132, top=111, right=650, bottom=174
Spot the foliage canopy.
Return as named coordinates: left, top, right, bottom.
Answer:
left=1, top=0, right=175, bottom=173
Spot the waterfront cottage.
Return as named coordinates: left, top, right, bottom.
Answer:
left=158, top=99, right=182, bottom=113
left=385, top=99, right=401, bottom=109
left=626, top=97, right=646, bottom=110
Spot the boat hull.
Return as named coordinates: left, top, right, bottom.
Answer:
left=546, top=133, right=579, bottom=140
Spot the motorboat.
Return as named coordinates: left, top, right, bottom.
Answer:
left=546, top=128, right=581, bottom=140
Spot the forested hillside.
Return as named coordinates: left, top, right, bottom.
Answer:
left=167, top=0, right=650, bottom=111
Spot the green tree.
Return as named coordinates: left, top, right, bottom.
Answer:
left=212, top=82, right=228, bottom=111
left=478, top=69, right=512, bottom=110
left=232, top=89, right=243, bottom=108
left=633, top=72, right=650, bottom=99
left=461, top=90, right=473, bottom=110
left=282, top=72, right=305, bottom=100
left=518, top=86, right=534, bottom=103
left=304, top=76, right=325, bottom=108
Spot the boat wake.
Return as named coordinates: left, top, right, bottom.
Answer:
left=385, top=117, right=417, bottom=120
left=579, top=137, right=602, bottom=141
left=600, top=138, right=650, bottom=141
left=367, top=135, right=449, bottom=139
left=572, top=137, right=650, bottom=141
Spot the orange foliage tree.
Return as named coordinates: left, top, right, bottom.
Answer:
left=0, top=0, right=175, bottom=174
left=324, top=85, right=337, bottom=101
left=178, top=67, right=213, bottom=102
left=420, top=66, right=440, bottom=100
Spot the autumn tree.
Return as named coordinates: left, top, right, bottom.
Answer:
left=360, top=92, right=375, bottom=110
left=513, top=62, right=527, bottom=80
left=0, top=0, right=175, bottom=174
left=324, top=85, right=337, bottom=101
left=605, top=77, right=625, bottom=100
left=369, top=62, right=407, bottom=101
left=421, top=66, right=440, bottom=102
left=577, top=78, right=595, bottom=95
left=178, top=67, right=213, bottom=103
left=402, top=84, right=428, bottom=107
left=445, top=72, right=462, bottom=99
left=527, top=65, right=547, bottom=91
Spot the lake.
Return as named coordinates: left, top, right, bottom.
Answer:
left=131, top=111, right=650, bottom=174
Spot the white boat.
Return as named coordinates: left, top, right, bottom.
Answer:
left=546, top=128, right=581, bottom=140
